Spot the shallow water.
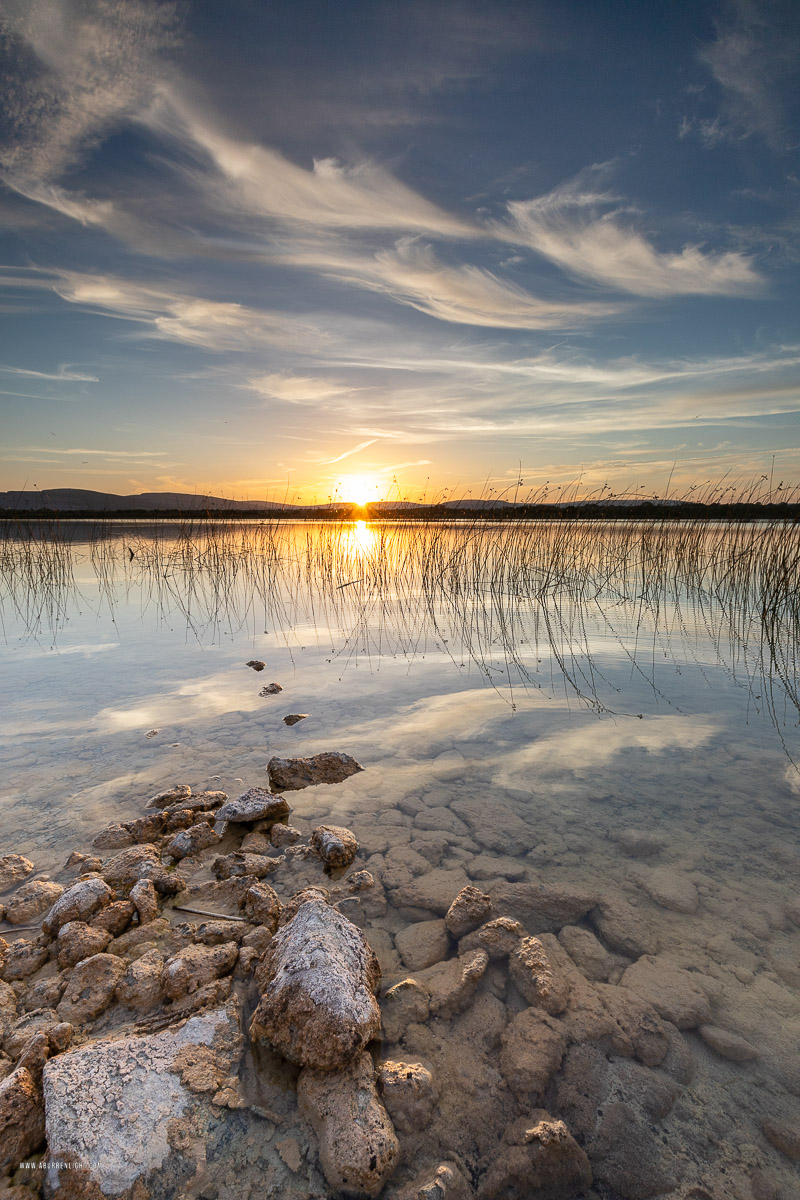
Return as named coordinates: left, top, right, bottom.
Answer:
left=2, top=518, right=800, bottom=1197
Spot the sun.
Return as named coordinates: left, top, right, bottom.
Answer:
left=336, top=474, right=380, bottom=506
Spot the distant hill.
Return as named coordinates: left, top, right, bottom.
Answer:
left=0, top=488, right=294, bottom=512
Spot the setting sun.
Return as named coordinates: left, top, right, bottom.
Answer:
left=335, top=475, right=380, bottom=506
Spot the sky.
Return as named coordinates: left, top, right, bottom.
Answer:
left=0, top=0, right=798, bottom=504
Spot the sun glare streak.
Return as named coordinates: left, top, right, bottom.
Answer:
left=335, top=474, right=380, bottom=505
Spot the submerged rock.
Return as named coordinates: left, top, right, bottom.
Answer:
left=250, top=894, right=381, bottom=1070
left=620, top=956, right=713, bottom=1030
left=267, top=751, right=364, bottom=792
left=478, top=1111, right=592, bottom=1199
left=298, top=1051, right=399, bottom=1198
left=509, top=936, right=571, bottom=1015
left=698, top=1024, right=758, bottom=1061
left=381, top=978, right=430, bottom=1043
left=216, top=787, right=291, bottom=824
left=460, top=916, right=525, bottom=961
left=377, top=1059, right=436, bottom=1134
left=395, top=919, right=450, bottom=971
left=415, top=949, right=488, bottom=1019
left=499, top=1009, right=567, bottom=1104
left=445, top=886, right=492, bottom=939
left=491, top=881, right=596, bottom=933
left=311, top=824, right=359, bottom=869
left=0, top=855, right=35, bottom=894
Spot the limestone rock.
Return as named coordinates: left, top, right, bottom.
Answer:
left=17, top=974, right=66, bottom=1014
left=260, top=682, right=282, bottom=695
left=298, top=1050, right=399, bottom=1198
left=478, top=1111, right=592, bottom=1199
left=621, top=956, right=713, bottom=1029
left=115, top=948, right=165, bottom=1013
left=699, top=1024, right=758, bottom=1061
left=415, top=949, right=488, bottom=1019
left=0, top=1064, right=44, bottom=1172
left=558, top=924, right=621, bottom=982
left=162, top=942, right=238, bottom=1002
left=590, top=897, right=659, bottom=957
left=43, top=876, right=114, bottom=936
left=57, top=953, right=127, bottom=1025
left=761, top=1116, right=800, bottom=1160
left=43, top=1001, right=242, bottom=1196
left=492, top=881, right=595, bottom=933
left=509, top=936, right=571, bottom=1015
left=270, top=823, right=302, bottom=848
left=129, top=878, right=159, bottom=924
left=1, top=937, right=49, bottom=981
left=0, top=855, right=35, bottom=894
left=56, top=921, right=112, bottom=968
left=594, top=983, right=670, bottom=1068
left=240, top=831, right=273, bottom=854
left=460, top=916, right=525, bottom=960
left=92, top=824, right=136, bottom=850
left=445, top=886, right=492, bottom=939
left=164, top=821, right=221, bottom=860
left=632, top=866, right=699, bottom=915
left=381, top=978, right=430, bottom=1043
left=499, top=1009, right=566, bottom=1104
left=101, top=845, right=184, bottom=895
left=110, top=917, right=171, bottom=957
left=0, top=979, right=17, bottom=1031
left=246, top=659, right=266, bottom=671
left=5, top=880, right=64, bottom=925
left=378, top=1059, right=436, bottom=1134
left=213, top=851, right=282, bottom=879
left=389, top=1161, right=471, bottom=1200
left=395, top=919, right=450, bottom=971
left=311, top=824, right=359, bottom=869
left=283, top=713, right=309, bottom=725
left=615, top=829, right=667, bottom=858
left=216, top=787, right=291, bottom=824
left=250, top=896, right=381, bottom=1070
left=267, top=751, right=364, bottom=792
left=145, top=782, right=191, bottom=808
left=242, top=880, right=282, bottom=930
left=392, top=868, right=471, bottom=916
left=450, top=798, right=536, bottom=853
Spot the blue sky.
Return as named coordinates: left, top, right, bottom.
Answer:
left=1, top=0, right=798, bottom=502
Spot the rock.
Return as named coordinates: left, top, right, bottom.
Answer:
left=251, top=896, right=380, bottom=1069
left=56, top=921, right=112, bottom=968
left=17, top=974, right=66, bottom=1013
left=247, top=659, right=266, bottom=670
left=395, top=919, right=450, bottom=971
left=459, top=916, right=525, bottom=961
left=270, top=824, right=302, bottom=848
left=43, top=1000, right=242, bottom=1195
left=0, top=979, right=17, bottom=1030
left=267, top=751, right=364, bottom=792
left=242, top=881, right=283, bottom=930
left=594, top=984, right=670, bottom=1067
left=115, top=948, right=165, bottom=1013
left=165, top=823, right=221, bottom=862
left=590, top=897, right=659, bottom=957
left=4, top=1009, right=59, bottom=1059
left=450, top=798, right=536, bottom=853
left=162, top=942, right=238, bottom=1001
left=557, top=924, right=621, bottom=982
left=311, top=824, right=359, bottom=869
left=509, top=937, right=571, bottom=1015
left=445, top=886, right=492, bottom=939
left=478, top=1111, right=592, bottom=1199
left=178, top=919, right=248, bottom=947
left=145, top=782, right=192, bottom=808
left=130, top=878, right=160, bottom=924
left=64, top=851, right=102, bottom=874
left=492, top=881, right=596, bottom=933
left=240, top=831, right=273, bottom=854
left=381, top=978, right=430, bottom=1043
left=109, top=917, right=171, bottom=957
left=698, top=1024, right=758, bottom=1061
left=0, top=1064, right=44, bottom=1172
left=101, top=845, right=184, bottom=895
left=415, top=949, right=488, bottom=1019
left=57, top=954, right=127, bottom=1025
left=166, top=791, right=227, bottom=814
left=283, top=713, right=309, bottom=725
left=620, top=956, right=713, bottom=1029
left=298, top=1050, right=399, bottom=1197
left=4, top=880, right=64, bottom=925
left=92, top=824, right=136, bottom=850
left=499, top=1009, right=566, bottom=1104
left=390, top=1161, right=472, bottom=1200
left=378, top=1060, right=436, bottom=1134
left=213, top=852, right=282, bottom=880
left=260, top=682, right=282, bottom=695
left=1, top=938, right=49, bottom=981
left=216, top=787, right=292, bottom=825
left=42, top=876, right=114, bottom=936
left=615, top=829, right=667, bottom=858
left=0, top=855, right=35, bottom=894
left=761, top=1116, right=800, bottom=1160
left=392, top=868, right=471, bottom=916
left=633, top=866, right=699, bottom=915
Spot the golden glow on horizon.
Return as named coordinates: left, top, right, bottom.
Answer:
left=335, top=474, right=381, bottom=506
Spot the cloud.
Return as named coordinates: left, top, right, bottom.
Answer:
left=0, top=363, right=98, bottom=382
left=318, top=439, right=380, bottom=465
left=50, top=271, right=323, bottom=351
left=246, top=373, right=358, bottom=406
left=19, top=446, right=168, bottom=458
left=499, top=168, right=763, bottom=297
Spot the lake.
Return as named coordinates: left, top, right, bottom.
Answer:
left=1, top=517, right=799, bottom=1198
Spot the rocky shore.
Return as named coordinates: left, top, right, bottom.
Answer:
left=1, top=745, right=798, bottom=1200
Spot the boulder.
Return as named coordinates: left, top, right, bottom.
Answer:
left=101, top=845, right=184, bottom=896
left=162, top=942, right=238, bottom=1002
left=492, top=881, right=596, bottom=933
left=43, top=876, right=114, bottom=936
left=267, top=751, right=364, bottom=792
left=632, top=866, right=699, bottom=915
left=460, top=916, right=525, bottom=960
left=389, top=1162, right=471, bottom=1200
left=115, top=948, right=165, bottom=1013
left=698, top=1024, right=758, bottom=1062
left=395, top=920, right=450, bottom=971
left=557, top=924, right=621, bottom=982
left=381, top=978, right=430, bottom=1043
left=216, top=788, right=291, bottom=824
left=298, top=1050, right=399, bottom=1197
left=0, top=1064, right=44, bottom=1172
left=761, top=1116, right=800, bottom=1161
left=270, top=824, right=302, bottom=848
left=0, top=855, right=35, bottom=894
left=478, top=1112, right=592, bottom=1199
left=250, top=896, right=381, bottom=1070
left=43, top=1000, right=242, bottom=1195
left=4, top=880, right=64, bottom=925
left=242, top=881, right=283, bottom=930
left=56, top=921, right=112, bottom=968
left=213, top=852, right=282, bottom=880
left=129, top=878, right=159, bottom=924
left=590, top=897, right=659, bottom=958
left=509, top=937, right=571, bottom=1015
left=57, top=954, right=127, bottom=1024
left=415, top=949, right=488, bottom=1019
left=615, top=829, right=667, bottom=858
left=145, top=783, right=191, bottom=808
left=1, top=938, right=49, bottom=981
left=92, top=824, right=136, bottom=850
left=378, top=1059, right=436, bottom=1134
left=620, top=956, right=713, bottom=1029
left=164, top=822, right=221, bottom=860
left=445, top=886, right=492, bottom=939
left=311, top=825, right=359, bottom=869
left=499, top=1009, right=566, bottom=1104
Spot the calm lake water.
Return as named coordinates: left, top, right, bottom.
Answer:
left=2, top=518, right=799, bottom=1198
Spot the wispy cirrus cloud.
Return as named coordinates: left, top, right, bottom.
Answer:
left=246, top=373, right=359, bottom=406
left=0, top=362, right=98, bottom=382
left=498, top=166, right=763, bottom=297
